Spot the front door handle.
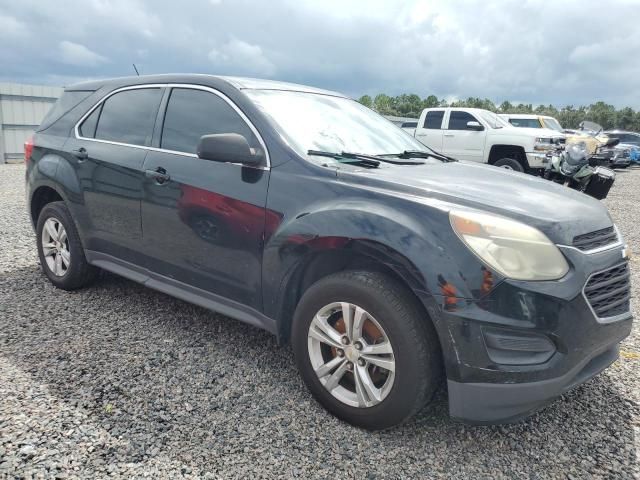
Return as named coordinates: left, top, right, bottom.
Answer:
left=443, top=133, right=455, bottom=137
left=72, top=148, right=88, bottom=161
left=145, top=167, right=170, bottom=185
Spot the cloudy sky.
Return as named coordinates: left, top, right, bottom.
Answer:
left=1, top=0, right=639, bottom=107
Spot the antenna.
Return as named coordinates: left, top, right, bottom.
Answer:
left=132, top=64, right=140, bottom=76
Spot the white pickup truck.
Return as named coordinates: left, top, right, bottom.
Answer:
left=413, top=107, right=563, bottom=172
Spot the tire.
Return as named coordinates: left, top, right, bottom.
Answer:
left=291, top=271, right=442, bottom=430
left=494, top=157, right=525, bottom=172
left=36, top=201, right=98, bottom=290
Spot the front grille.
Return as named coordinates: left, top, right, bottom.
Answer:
left=573, top=226, right=618, bottom=251
left=584, top=263, right=631, bottom=319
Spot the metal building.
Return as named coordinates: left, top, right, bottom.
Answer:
left=0, top=83, right=62, bottom=164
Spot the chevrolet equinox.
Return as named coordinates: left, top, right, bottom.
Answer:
left=25, top=75, right=633, bottom=429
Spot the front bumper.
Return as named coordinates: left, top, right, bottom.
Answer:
left=434, top=243, right=633, bottom=424
left=526, top=152, right=550, bottom=168
left=448, top=340, right=622, bottom=424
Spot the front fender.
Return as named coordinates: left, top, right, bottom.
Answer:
left=262, top=197, right=496, bottom=323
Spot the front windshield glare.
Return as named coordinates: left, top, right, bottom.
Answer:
left=244, top=90, right=428, bottom=157
left=543, top=118, right=563, bottom=132
left=478, top=111, right=509, bottom=129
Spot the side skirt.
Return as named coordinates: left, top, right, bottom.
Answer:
left=85, top=250, right=277, bottom=335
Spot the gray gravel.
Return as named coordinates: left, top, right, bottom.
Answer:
left=1, top=163, right=638, bottom=479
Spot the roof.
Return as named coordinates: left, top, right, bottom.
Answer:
left=605, top=130, right=640, bottom=135
left=66, top=74, right=345, bottom=97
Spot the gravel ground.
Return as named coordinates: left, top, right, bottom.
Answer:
left=1, top=163, right=638, bottom=479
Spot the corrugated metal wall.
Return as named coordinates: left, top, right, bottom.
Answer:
left=0, top=83, right=62, bottom=163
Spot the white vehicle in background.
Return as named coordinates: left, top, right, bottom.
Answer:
left=413, top=107, right=562, bottom=173
left=400, top=120, right=418, bottom=135
left=499, top=113, right=565, bottom=134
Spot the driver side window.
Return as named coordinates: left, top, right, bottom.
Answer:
left=448, top=111, right=479, bottom=130
left=161, top=88, right=260, bottom=155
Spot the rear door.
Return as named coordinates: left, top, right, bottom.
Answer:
left=67, top=86, right=164, bottom=263
left=414, top=110, right=445, bottom=151
left=441, top=110, right=486, bottom=162
left=140, top=86, right=270, bottom=310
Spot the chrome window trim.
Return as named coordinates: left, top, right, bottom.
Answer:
left=73, top=83, right=271, bottom=170
left=581, top=261, right=632, bottom=324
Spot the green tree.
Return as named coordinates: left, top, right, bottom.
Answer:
left=372, top=94, right=394, bottom=115
left=358, top=95, right=372, bottom=108
left=499, top=101, right=513, bottom=113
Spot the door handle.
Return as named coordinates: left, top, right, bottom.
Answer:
left=145, top=167, right=170, bottom=185
left=72, top=148, right=88, bottom=161
left=443, top=133, right=455, bottom=137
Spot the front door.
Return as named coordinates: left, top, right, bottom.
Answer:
left=141, top=86, right=270, bottom=310
left=441, top=111, right=487, bottom=163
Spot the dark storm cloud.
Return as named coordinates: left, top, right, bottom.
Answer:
left=1, top=0, right=639, bottom=107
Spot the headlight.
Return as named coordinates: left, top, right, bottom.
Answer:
left=567, top=141, right=588, bottom=162
left=534, top=137, right=555, bottom=151
left=450, top=210, right=569, bottom=281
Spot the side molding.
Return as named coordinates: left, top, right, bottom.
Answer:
left=85, top=250, right=277, bottom=334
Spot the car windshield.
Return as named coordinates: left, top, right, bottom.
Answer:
left=243, top=89, right=429, bottom=158
left=508, top=118, right=542, bottom=128
left=478, top=111, right=509, bottom=129
left=542, top=117, right=563, bottom=132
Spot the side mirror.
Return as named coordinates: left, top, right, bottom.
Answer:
left=196, top=133, right=263, bottom=165
left=466, top=121, right=484, bottom=131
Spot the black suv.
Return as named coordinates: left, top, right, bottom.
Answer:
left=26, top=75, right=632, bottom=429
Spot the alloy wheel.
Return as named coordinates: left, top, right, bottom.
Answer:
left=307, top=302, right=395, bottom=408
left=41, top=217, right=70, bottom=276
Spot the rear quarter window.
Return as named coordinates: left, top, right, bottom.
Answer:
left=37, top=90, right=94, bottom=132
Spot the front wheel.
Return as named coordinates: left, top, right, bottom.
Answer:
left=494, top=157, right=525, bottom=172
left=292, top=271, right=442, bottom=430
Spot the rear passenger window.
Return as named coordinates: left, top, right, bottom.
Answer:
left=448, top=111, right=478, bottom=130
left=424, top=111, right=444, bottom=129
left=161, top=88, right=259, bottom=154
left=92, top=88, right=162, bottom=146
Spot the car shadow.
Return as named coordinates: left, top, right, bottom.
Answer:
left=1, top=264, right=637, bottom=477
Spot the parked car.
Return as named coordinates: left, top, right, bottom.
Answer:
left=400, top=120, right=418, bottom=135
left=26, top=75, right=632, bottom=429
left=414, top=107, right=563, bottom=172
left=499, top=113, right=565, bottom=134
left=604, top=130, right=640, bottom=147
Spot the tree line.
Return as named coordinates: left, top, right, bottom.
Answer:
left=357, top=94, right=640, bottom=131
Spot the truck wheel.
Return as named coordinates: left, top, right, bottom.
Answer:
left=291, top=271, right=442, bottom=430
left=36, top=201, right=98, bottom=290
left=494, top=158, right=525, bottom=172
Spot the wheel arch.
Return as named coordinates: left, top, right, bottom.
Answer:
left=29, top=184, right=65, bottom=228
left=488, top=144, right=529, bottom=169
left=272, top=239, right=437, bottom=347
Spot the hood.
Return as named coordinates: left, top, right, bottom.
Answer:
left=343, top=161, right=612, bottom=245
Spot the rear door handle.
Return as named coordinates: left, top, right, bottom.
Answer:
left=72, top=148, right=88, bottom=161
left=145, top=167, right=170, bottom=185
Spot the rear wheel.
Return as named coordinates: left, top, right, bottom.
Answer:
left=292, top=271, right=442, bottom=430
left=36, top=201, right=98, bottom=290
left=494, top=157, right=525, bottom=172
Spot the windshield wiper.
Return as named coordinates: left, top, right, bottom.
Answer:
left=307, top=150, right=425, bottom=166
left=383, top=149, right=457, bottom=163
